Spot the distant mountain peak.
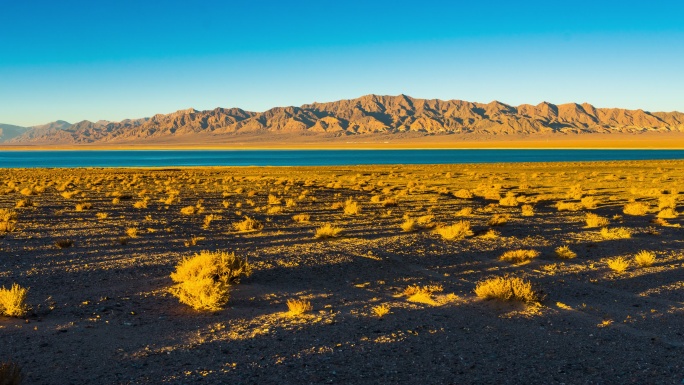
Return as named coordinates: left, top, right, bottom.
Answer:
left=2, top=94, right=683, bottom=145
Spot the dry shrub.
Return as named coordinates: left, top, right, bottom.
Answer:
left=521, top=204, right=534, bottom=217
left=658, top=195, right=677, bottom=210
left=286, top=299, right=312, bottom=316
left=600, top=227, right=632, bottom=240
left=400, top=217, right=418, bottom=232
left=371, top=303, right=390, bottom=317
left=499, top=192, right=518, bottom=207
left=292, top=214, right=310, bottom=223
left=403, top=285, right=443, bottom=305
left=606, top=257, right=630, bottom=273
left=556, top=201, right=583, bottom=212
left=416, top=215, right=435, bottom=228
left=453, top=189, right=473, bottom=199
left=434, top=221, right=473, bottom=241
left=202, top=214, right=220, bottom=229
left=95, top=212, right=108, bottom=219
left=126, top=228, right=138, bottom=238
left=267, top=194, right=281, bottom=205
left=169, top=251, right=251, bottom=311
left=233, top=216, right=263, bottom=232
left=315, top=224, right=342, bottom=239
left=487, top=214, right=510, bottom=226
left=75, top=202, right=92, bottom=211
left=0, top=361, right=23, bottom=385
left=555, top=245, right=576, bottom=259
left=343, top=198, right=361, bottom=215
left=474, top=276, right=537, bottom=303
left=500, top=249, right=540, bottom=263
left=585, top=213, right=609, bottom=228
left=19, top=187, right=34, bottom=196
left=657, top=208, right=678, bottom=219
left=0, top=209, right=17, bottom=233
left=0, top=283, right=29, bottom=317
left=623, top=202, right=649, bottom=216
left=480, top=229, right=500, bottom=239
left=581, top=196, right=598, bottom=209
left=634, top=250, right=656, bottom=267
left=266, top=206, right=282, bottom=214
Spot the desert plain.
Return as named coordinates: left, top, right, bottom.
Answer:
left=1, top=160, right=683, bottom=384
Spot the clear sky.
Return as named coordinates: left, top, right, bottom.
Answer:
left=2, top=0, right=683, bottom=126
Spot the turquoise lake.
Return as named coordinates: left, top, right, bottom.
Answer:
left=1, top=149, right=683, bottom=168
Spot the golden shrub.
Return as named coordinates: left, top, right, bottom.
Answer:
left=521, top=204, right=534, bottom=217
left=585, top=213, right=609, bottom=228
left=315, top=224, right=342, bottom=239
left=371, top=303, right=391, bottom=318
left=292, top=214, right=310, bottom=223
left=487, top=214, right=510, bottom=226
left=453, top=189, right=474, bottom=199
left=0, top=283, right=29, bottom=317
left=600, top=227, right=632, bottom=239
left=623, top=202, right=649, bottom=216
left=606, top=257, right=630, bottom=273
left=434, top=221, right=473, bottom=241
left=500, top=249, right=540, bottom=263
left=656, top=208, right=678, bottom=219
left=343, top=198, right=361, bottom=215
left=499, top=192, right=518, bottom=207
left=634, top=250, right=656, bottom=267
left=474, top=276, right=537, bottom=303
left=232, top=216, right=263, bottom=232
left=169, top=251, right=251, bottom=311
left=555, top=245, right=576, bottom=259
left=286, top=299, right=312, bottom=316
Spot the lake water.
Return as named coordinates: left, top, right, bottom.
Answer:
left=1, top=149, right=683, bottom=168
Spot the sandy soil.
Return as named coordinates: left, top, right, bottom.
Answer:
left=1, top=161, right=683, bottom=384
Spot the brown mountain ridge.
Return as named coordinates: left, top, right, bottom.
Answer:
left=4, top=94, right=684, bottom=146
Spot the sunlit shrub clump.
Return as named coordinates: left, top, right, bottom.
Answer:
left=475, top=276, right=537, bottom=303
left=169, top=251, right=251, bottom=311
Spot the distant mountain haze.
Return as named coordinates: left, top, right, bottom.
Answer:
left=2, top=95, right=683, bottom=145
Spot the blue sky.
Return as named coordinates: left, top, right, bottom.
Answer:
left=2, top=0, right=683, bottom=126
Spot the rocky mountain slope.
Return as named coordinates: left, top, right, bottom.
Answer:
left=3, top=95, right=684, bottom=145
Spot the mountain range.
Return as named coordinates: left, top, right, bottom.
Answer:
left=2, top=94, right=684, bottom=146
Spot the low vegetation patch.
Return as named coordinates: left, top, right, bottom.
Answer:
left=500, top=249, right=540, bottom=263
left=606, top=257, right=630, bottom=273
left=623, top=202, right=649, bottom=216
left=0, top=283, right=29, bottom=317
left=233, top=216, right=264, bottom=232
left=286, top=299, right=312, bottom=316
left=315, top=224, right=343, bottom=239
left=585, top=213, right=609, bottom=228
left=371, top=303, right=391, bottom=318
left=600, top=227, right=632, bottom=240
left=634, top=250, right=656, bottom=267
left=555, top=245, right=576, bottom=259
left=434, top=221, right=473, bottom=240
left=169, top=250, right=251, bottom=311
left=474, top=276, right=537, bottom=303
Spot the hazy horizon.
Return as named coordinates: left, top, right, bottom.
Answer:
left=2, top=1, right=683, bottom=126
